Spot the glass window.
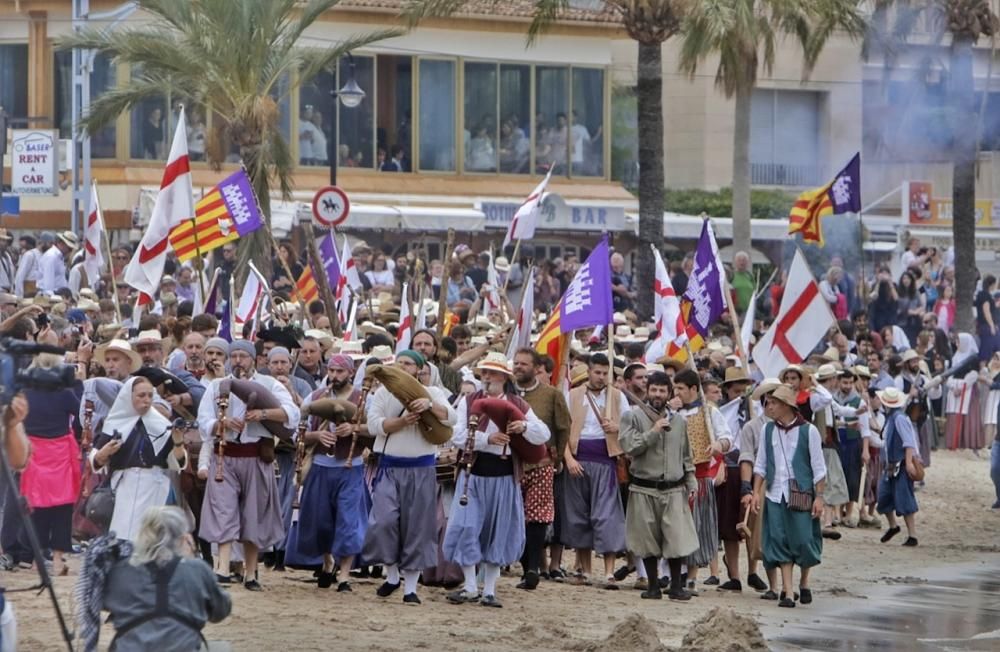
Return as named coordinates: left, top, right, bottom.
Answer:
left=611, top=85, right=638, bottom=188
left=418, top=59, right=456, bottom=172
left=299, top=69, right=335, bottom=166
left=55, top=51, right=120, bottom=159
left=376, top=55, right=412, bottom=172
left=750, top=89, right=821, bottom=185
left=0, top=45, right=28, bottom=120
left=571, top=68, right=604, bottom=177
left=535, top=65, right=569, bottom=175
left=498, top=64, right=530, bottom=173
left=129, top=68, right=167, bottom=160
left=464, top=61, right=498, bottom=172
left=338, top=55, right=375, bottom=170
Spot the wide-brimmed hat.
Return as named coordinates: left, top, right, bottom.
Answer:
left=613, top=312, right=627, bottom=326
left=900, top=349, right=920, bottom=363
left=768, top=384, right=800, bottom=409
left=95, top=339, right=142, bottom=373
left=57, top=231, right=79, bottom=249
left=77, top=298, right=100, bottom=313
left=370, top=344, right=395, bottom=363
left=569, top=363, right=589, bottom=387
left=340, top=340, right=366, bottom=360
left=852, top=365, right=872, bottom=379
left=0, top=229, right=12, bottom=241
left=656, top=355, right=687, bottom=372
left=751, top=377, right=784, bottom=401
left=0, top=293, right=17, bottom=307
left=359, top=322, right=389, bottom=338
left=814, top=363, right=839, bottom=381
left=475, top=351, right=513, bottom=376
left=721, top=366, right=751, bottom=387
left=632, top=326, right=651, bottom=341
left=614, top=325, right=632, bottom=340
left=132, top=329, right=163, bottom=346
left=877, top=387, right=907, bottom=409
left=780, top=364, right=805, bottom=380
left=494, top=256, right=511, bottom=273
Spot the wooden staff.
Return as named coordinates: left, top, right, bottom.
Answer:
left=303, top=225, right=340, bottom=335
left=722, top=275, right=755, bottom=420
left=501, top=237, right=522, bottom=297
left=437, top=228, right=455, bottom=336
left=605, top=323, right=615, bottom=419
left=93, top=181, right=122, bottom=323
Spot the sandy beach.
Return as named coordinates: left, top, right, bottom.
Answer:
left=10, top=449, right=1000, bottom=651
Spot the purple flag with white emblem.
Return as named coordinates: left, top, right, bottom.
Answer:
left=559, top=236, right=614, bottom=333
left=318, top=232, right=341, bottom=290
left=682, top=220, right=726, bottom=338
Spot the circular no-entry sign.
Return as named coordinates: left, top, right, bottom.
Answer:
left=312, top=185, right=350, bottom=227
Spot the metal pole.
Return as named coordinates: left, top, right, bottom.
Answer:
left=329, top=80, right=338, bottom=186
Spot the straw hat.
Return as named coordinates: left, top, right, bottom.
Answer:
left=613, top=312, right=627, bottom=325
left=814, top=363, right=839, bottom=381
left=656, top=356, right=687, bottom=372
left=370, top=345, right=395, bottom=364
left=632, top=326, right=651, bottom=341
left=305, top=328, right=334, bottom=349
left=614, top=325, right=632, bottom=340
left=877, top=387, right=907, bottom=409
left=340, top=340, right=366, bottom=360
left=77, top=298, right=100, bottom=313
left=721, top=366, right=751, bottom=387
left=900, top=349, right=920, bottom=363
left=645, top=363, right=665, bottom=374
left=470, top=316, right=497, bottom=333
left=768, top=384, right=799, bottom=409
left=780, top=364, right=805, bottom=381
left=475, top=351, right=513, bottom=376
left=823, top=346, right=840, bottom=361
left=852, top=365, right=872, bottom=379
left=0, top=228, right=11, bottom=241
left=57, top=230, right=79, bottom=249
left=494, top=256, right=511, bottom=273
left=0, top=293, right=17, bottom=307
left=132, top=329, right=163, bottom=346
left=359, top=322, right=389, bottom=337
left=95, top=339, right=142, bottom=373
left=751, top=377, right=784, bottom=401
left=569, top=363, right=589, bottom=387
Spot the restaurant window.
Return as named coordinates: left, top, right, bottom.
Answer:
left=376, top=54, right=412, bottom=171
left=337, top=55, right=375, bottom=170
left=418, top=59, right=456, bottom=172
left=499, top=64, right=530, bottom=173
left=0, top=45, right=28, bottom=121
left=53, top=51, right=117, bottom=158
left=464, top=62, right=498, bottom=172
left=299, top=69, right=335, bottom=166
left=535, top=65, right=569, bottom=174
left=571, top=68, right=604, bottom=177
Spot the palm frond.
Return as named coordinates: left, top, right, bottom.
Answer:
left=399, top=0, right=475, bottom=26
left=526, top=0, right=571, bottom=45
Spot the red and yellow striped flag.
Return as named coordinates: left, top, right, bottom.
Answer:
left=788, top=182, right=834, bottom=247
left=295, top=266, right=319, bottom=304
left=168, top=189, right=240, bottom=262
left=536, top=311, right=567, bottom=385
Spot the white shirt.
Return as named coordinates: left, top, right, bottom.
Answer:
left=570, top=123, right=590, bottom=164
left=0, top=250, right=14, bottom=292
left=366, top=384, right=457, bottom=458
left=299, top=121, right=319, bottom=161
left=14, top=247, right=43, bottom=297
left=197, top=372, right=300, bottom=472
left=452, top=394, right=549, bottom=456
left=753, top=421, right=827, bottom=503
left=37, top=246, right=68, bottom=295
left=579, top=387, right=629, bottom=440
left=365, top=269, right=394, bottom=288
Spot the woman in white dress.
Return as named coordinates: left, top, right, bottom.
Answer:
left=90, top=377, right=187, bottom=541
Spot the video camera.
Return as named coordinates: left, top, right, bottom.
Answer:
left=0, top=337, right=78, bottom=405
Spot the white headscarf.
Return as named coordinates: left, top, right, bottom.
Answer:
left=951, top=332, right=979, bottom=370
left=102, top=377, right=173, bottom=454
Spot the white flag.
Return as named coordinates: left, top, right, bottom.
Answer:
left=644, top=248, right=682, bottom=362
left=752, top=249, right=835, bottom=379
left=503, top=168, right=552, bottom=249
left=395, top=283, right=413, bottom=353
left=341, top=237, right=362, bottom=291
left=124, top=107, right=194, bottom=303
left=83, top=182, right=106, bottom=286
left=235, top=262, right=268, bottom=329
left=739, top=289, right=757, bottom=365
left=506, top=267, right=535, bottom=359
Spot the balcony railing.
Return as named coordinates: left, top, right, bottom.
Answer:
left=751, top=162, right=821, bottom=187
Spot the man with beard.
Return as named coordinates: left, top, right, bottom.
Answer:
left=833, top=369, right=865, bottom=526
left=622, top=363, right=648, bottom=403
left=563, top=353, right=628, bottom=588
left=444, top=353, right=549, bottom=607
left=511, top=348, right=570, bottom=589
left=197, top=340, right=299, bottom=590
left=132, top=330, right=205, bottom=418
left=362, top=350, right=457, bottom=605
left=412, top=328, right=462, bottom=395
left=294, top=354, right=369, bottom=591
left=619, top=372, right=698, bottom=600
left=893, top=349, right=940, bottom=468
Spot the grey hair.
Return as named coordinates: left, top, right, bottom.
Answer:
left=130, top=506, right=189, bottom=567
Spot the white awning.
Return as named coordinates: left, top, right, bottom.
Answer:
left=399, top=207, right=485, bottom=232
left=347, top=204, right=402, bottom=230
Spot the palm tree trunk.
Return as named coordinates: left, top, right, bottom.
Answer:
left=731, top=82, right=752, bottom=257
left=950, top=33, right=977, bottom=334
left=636, top=40, right=665, bottom=320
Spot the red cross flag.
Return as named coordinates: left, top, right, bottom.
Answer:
left=395, top=282, right=413, bottom=353
left=752, top=249, right=834, bottom=378
left=124, top=107, right=194, bottom=304
left=83, top=182, right=106, bottom=285
left=503, top=168, right=552, bottom=249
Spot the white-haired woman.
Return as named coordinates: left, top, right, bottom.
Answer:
left=98, top=506, right=231, bottom=651
left=91, top=377, right=187, bottom=541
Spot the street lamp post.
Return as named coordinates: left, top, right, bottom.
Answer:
left=328, top=55, right=366, bottom=186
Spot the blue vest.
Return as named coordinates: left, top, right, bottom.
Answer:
left=764, top=422, right=815, bottom=491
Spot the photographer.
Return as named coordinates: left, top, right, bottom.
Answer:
left=868, top=266, right=899, bottom=333
left=19, top=352, right=83, bottom=576
left=0, top=394, right=31, bottom=650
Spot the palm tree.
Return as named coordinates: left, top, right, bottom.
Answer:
left=865, top=0, right=999, bottom=333
left=57, top=0, right=399, bottom=281
left=678, top=0, right=867, bottom=258
left=401, top=0, right=687, bottom=320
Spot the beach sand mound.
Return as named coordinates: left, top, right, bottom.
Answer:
left=573, top=614, right=670, bottom=652
left=679, top=606, right=768, bottom=652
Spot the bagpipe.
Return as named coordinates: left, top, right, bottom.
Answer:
left=295, top=395, right=360, bottom=486
left=365, top=364, right=452, bottom=444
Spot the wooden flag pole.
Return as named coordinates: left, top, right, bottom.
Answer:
left=93, top=181, right=122, bottom=324
left=303, top=225, right=340, bottom=336
left=605, top=324, right=615, bottom=419
left=501, top=237, right=522, bottom=297
left=436, top=228, right=455, bottom=336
